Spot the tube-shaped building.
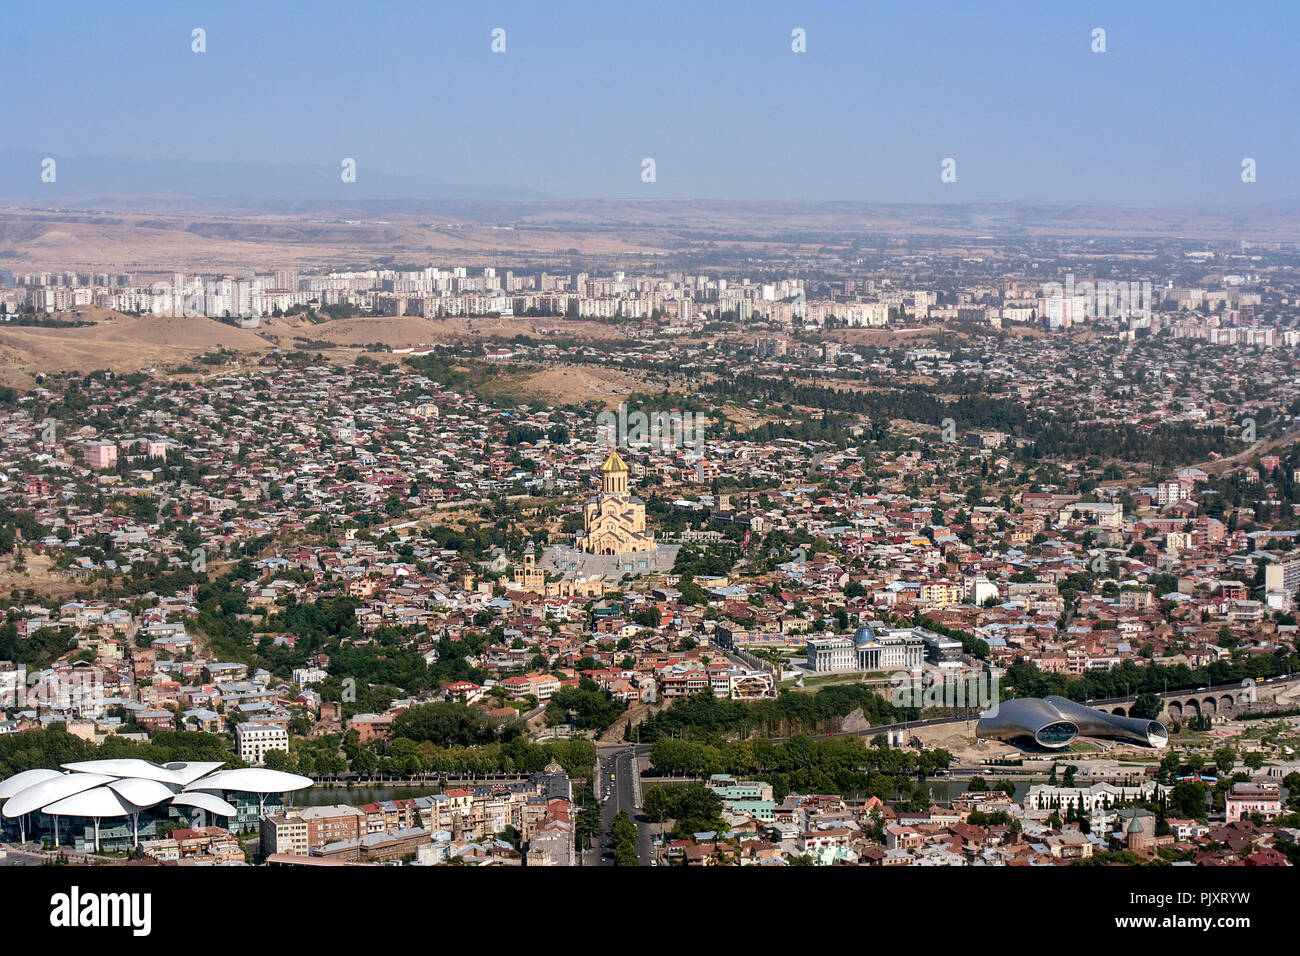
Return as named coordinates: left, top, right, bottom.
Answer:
left=977, top=697, right=1168, bottom=750
left=1045, top=695, right=1169, bottom=749
left=976, top=697, right=1080, bottom=749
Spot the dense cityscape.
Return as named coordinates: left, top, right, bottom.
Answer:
left=5, top=2, right=1299, bottom=940
left=2, top=235, right=1300, bottom=871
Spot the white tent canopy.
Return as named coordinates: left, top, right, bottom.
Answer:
left=2, top=772, right=117, bottom=818
left=0, top=768, right=63, bottom=800
left=0, top=758, right=312, bottom=849
left=61, top=759, right=187, bottom=785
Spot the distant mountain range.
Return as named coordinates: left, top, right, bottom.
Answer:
left=0, top=149, right=548, bottom=202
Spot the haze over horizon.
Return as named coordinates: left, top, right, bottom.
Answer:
left=4, top=0, right=1298, bottom=205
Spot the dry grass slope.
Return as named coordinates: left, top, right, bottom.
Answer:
left=0, top=307, right=272, bottom=385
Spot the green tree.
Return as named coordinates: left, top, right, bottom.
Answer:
left=610, top=811, right=639, bottom=866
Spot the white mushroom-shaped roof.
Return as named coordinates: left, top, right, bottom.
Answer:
left=162, top=761, right=227, bottom=785
left=0, top=758, right=313, bottom=817
left=61, top=759, right=187, bottom=785
left=0, top=768, right=63, bottom=800
left=42, top=785, right=137, bottom=818
left=106, top=777, right=176, bottom=809
left=3, top=773, right=117, bottom=818
left=170, top=791, right=238, bottom=816
left=184, top=768, right=312, bottom=794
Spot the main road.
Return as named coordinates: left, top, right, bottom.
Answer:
left=595, top=743, right=657, bottom=866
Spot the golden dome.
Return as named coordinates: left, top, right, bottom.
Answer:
left=599, top=450, right=629, bottom=473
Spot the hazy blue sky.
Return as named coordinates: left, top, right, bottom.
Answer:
left=5, top=0, right=1297, bottom=202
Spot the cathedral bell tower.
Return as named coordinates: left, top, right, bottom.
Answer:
left=599, top=450, right=629, bottom=495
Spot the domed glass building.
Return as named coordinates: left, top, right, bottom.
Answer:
left=0, top=759, right=312, bottom=852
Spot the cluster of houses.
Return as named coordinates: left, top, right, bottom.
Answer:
left=255, top=763, right=574, bottom=867
left=1, top=346, right=1298, bottom=763
left=658, top=774, right=1293, bottom=866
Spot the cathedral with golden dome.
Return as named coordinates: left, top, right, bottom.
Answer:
left=577, top=450, right=657, bottom=554
left=540, top=449, right=678, bottom=582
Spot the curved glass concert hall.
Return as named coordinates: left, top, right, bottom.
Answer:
left=1045, top=695, right=1169, bottom=748
left=977, top=697, right=1168, bottom=750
